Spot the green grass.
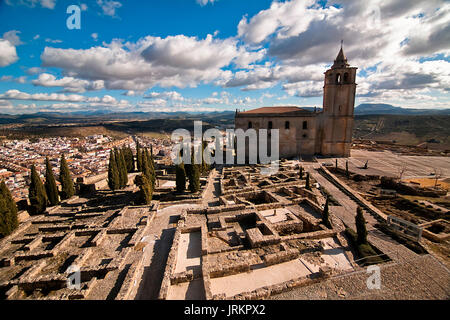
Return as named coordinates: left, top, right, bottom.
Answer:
left=345, top=228, right=386, bottom=265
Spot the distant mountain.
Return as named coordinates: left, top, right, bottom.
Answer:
left=355, top=103, right=450, bottom=115
left=0, top=110, right=236, bottom=125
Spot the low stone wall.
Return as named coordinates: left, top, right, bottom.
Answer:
left=263, top=248, right=299, bottom=266
left=209, top=260, right=250, bottom=279
left=158, top=229, right=181, bottom=299
left=280, top=229, right=337, bottom=241
left=212, top=273, right=326, bottom=300
left=318, top=166, right=388, bottom=223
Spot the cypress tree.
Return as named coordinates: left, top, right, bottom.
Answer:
left=335, top=159, right=338, bottom=169
left=355, top=206, right=368, bottom=244
left=175, top=162, right=186, bottom=193
left=136, top=141, right=142, bottom=172
left=305, top=172, right=311, bottom=190
left=44, top=157, right=59, bottom=206
left=184, top=146, right=193, bottom=181
left=123, top=146, right=134, bottom=173
left=114, top=148, right=125, bottom=189
left=28, top=165, right=48, bottom=215
left=145, top=148, right=156, bottom=187
left=0, top=181, right=19, bottom=237
left=201, top=140, right=209, bottom=174
left=129, top=146, right=135, bottom=173
left=140, top=175, right=153, bottom=204
left=119, top=150, right=128, bottom=188
left=188, top=150, right=200, bottom=193
left=60, top=154, right=75, bottom=200
left=108, top=150, right=120, bottom=191
left=322, top=197, right=331, bottom=228
left=299, top=166, right=304, bottom=179
left=135, top=174, right=153, bottom=205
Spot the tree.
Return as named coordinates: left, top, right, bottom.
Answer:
left=123, top=146, right=134, bottom=173
left=189, top=164, right=200, bottom=193
left=28, top=165, right=48, bottom=215
left=145, top=148, right=156, bottom=188
left=299, top=166, right=304, bottom=179
left=187, top=146, right=200, bottom=193
left=135, top=174, right=153, bottom=205
left=118, top=149, right=128, bottom=188
left=108, top=150, right=120, bottom=191
left=305, top=172, right=311, bottom=190
left=60, top=154, right=75, bottom=200
left=322, top=197, right=331, bottom=228
left=397, top=164, right=407, bottom=181
left=136, top=141, right=142, bottom=172
left=175, top=162, right=186, bottom=193
left=201, top=139, right=209, bottom=174
left=0, top=181, right=19, bottom=237
left=355, top=206, right=368, bottom=244
left=335, top=159, right=338, bottom=169
left=433, top=167, right=442, bottom=188
left=44, top=157, right=59, bottom=206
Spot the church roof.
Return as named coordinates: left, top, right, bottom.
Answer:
left=236, top=106, right=313, bottom=116
left=332, top=45, right=350, bottom=69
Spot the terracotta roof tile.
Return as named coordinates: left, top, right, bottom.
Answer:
left=239, top=106, right=311, bottom=114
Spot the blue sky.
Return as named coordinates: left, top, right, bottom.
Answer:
left=0, top=0, right=449, bottom=114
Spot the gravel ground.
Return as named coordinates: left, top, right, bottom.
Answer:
left=270, top=254, right=450, bottom=300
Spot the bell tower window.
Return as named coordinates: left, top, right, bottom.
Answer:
left=344, top=72, right=349, bottom=83
left=335, top=73, right=341, bottom=84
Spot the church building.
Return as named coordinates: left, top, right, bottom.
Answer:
left=234, top=45, right=357, bottom=158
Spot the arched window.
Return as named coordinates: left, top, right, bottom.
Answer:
left=248, top=121, right=252, bottom=129
left=338, top=105, right=342, bottom=112
left=344, top=72, right=349, bottom=83
left=285, top=121, right=290, bottom=130
left=336, top=73, right=341, bottom=84
left=302, top=121, right=308, bottom=130
left=268, top=121, right=273, bottom=129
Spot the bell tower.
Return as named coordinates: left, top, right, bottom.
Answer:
left=320, top=43, right=357, bottom=157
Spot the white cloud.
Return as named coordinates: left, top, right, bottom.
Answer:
left=97, top=0, right=122, bottom=17
left=233, top=0, right=450, bottom=101
left=40, top=34, right=254, bottom=91
left=0, top=39, right=18, bottom=67
left=196, top=0, right=218, bottom=6
left=5, top=0, right=56, bottom=9
left=144, top=91, right=184, bottom=101
left=32, top=73, right=105, bottom=93
left=0, top=89, right=121, bottom=105
left=3, top=30, right=23, bottom=46
left=91, top=33, right=99, bottom=41
left=45, top=38, right=63, bottom=44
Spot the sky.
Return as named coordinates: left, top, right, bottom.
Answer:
left=0, top=0, right=449, bottom=114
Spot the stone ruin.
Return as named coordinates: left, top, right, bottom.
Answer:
left=0, top=193, right=158, bottom=300
left=158, top=162, right=358, bottom=300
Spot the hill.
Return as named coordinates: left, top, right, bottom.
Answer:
left=355, top=104, right=450, bottom=115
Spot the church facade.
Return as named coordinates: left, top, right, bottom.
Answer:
left=234, top=46, right=357, bottom=158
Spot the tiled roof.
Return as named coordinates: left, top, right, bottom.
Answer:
left=238, top=106, right=311, bottom=114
